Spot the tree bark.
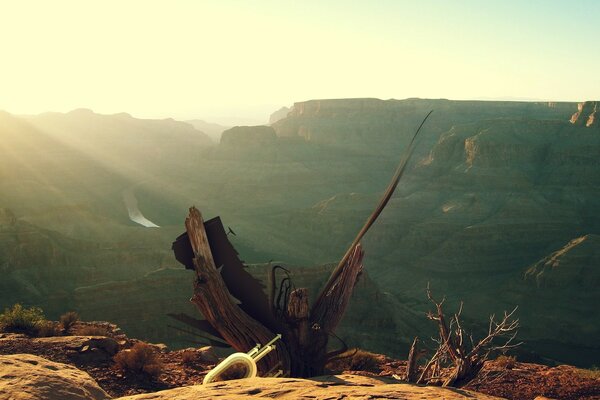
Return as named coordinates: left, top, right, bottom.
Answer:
left=405, top=337, right=419, bottom=382
left=185, top=207, right=290, bottom=374
left=183, top=207, right=364, bottom=378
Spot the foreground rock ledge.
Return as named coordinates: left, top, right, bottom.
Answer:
left=0, top=354, right=110, bottom=400
left=117, top=374, right=505, bottom=400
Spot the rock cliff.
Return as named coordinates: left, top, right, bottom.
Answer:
left=570, top=101, right=599, bottom=128
left=220, top=125, right=278, bottom=146
left=269, top=106, right=291, bottom=124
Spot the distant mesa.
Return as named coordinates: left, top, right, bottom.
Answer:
left=570, top=101, right=599, bottom=127
left=269, top=106, right=291, bottom=124
left=287, top=98, right=392, bottom=117
left=220, top=125, right=277, bottom=146
left=186, top=119, right=230, bottom=142
left=67, top=108, right=95, bottom=115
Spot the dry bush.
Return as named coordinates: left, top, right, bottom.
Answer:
left=78, top=326, right=110, bottom=336
left=59, top=311, right=80, bottom=333
left=327, top=349, right=381, bottom=373
left=495, top=355, right=517, bottom=369
left=114, top=342, right=163, bottom=377
left=415, top=285, right=521, bottom=387
left=36, top=321, right=61, bottom=337
left=181, top=349, right=199, bottom=366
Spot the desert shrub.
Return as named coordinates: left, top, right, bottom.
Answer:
left=78, top=325, right=110, bottom=336
left=328, top=349, right=381, bottom=373
left=36, top=320, right=61, bottom=337
left=495, top=355, right=517, bottom=369
left=0, top=304, right=46, bottom=335
left=181, top=349, right=199, bottom=366
left=114, top=342, right=163, bottom=377
left=59, top=311, right=80, bottom=333
left=347, top=349, right=381, bottom=371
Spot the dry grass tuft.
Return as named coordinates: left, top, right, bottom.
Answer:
left=181, top=349, right=199, bottom=366
left=328, top=349, right=382, bottom=373
left=36, top=320, right=61, bottom=337
left=495, top=355, right=517, bottom=369
left=59, top=311, right=80, bottom=333
left=114, top=342, right=163, bottom=377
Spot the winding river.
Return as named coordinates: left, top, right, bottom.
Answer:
left=122, top=188, right=160, bottom=228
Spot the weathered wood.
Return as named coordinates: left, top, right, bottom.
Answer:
left=405, top=337, right=419, bottom=382
left=181, top=208, right=365, bottom=378
left=314, top=110, right=433, bottom=310
left=307, top=244, right=364, bottom=375
left=311, top=244, right=364, bottom=334
left=185, top=207, right=290, bottom=374
left=285, top=288, right=310, bottom=376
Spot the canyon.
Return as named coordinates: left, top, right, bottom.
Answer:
left=0, top=99, right=598, bottom=366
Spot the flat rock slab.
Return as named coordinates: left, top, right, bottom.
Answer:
left=32, top=336, right=119, bottom=354
left=0, top=353, right=110, bottom=400
left=117, top=374, right=505, bottom=399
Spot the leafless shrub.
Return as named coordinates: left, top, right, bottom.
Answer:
left=416, top=284, right=521, bottom=387
left=59, top=311, right=80, bottom=333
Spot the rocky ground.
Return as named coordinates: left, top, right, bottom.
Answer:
left=0, top=322, right=598, bottom=399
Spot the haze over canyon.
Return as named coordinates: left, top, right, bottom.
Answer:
left=1, top=98, right=598, bottom=368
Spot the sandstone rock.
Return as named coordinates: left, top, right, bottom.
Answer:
left=197, top=346, right=218, bottom=363
left=116, top=374, right=504, bottom=399
left=0, top=353, right=110, bottom=400
left=34, top=335, right=120, bottom=355
left=30, top=336, right=120, bottom=363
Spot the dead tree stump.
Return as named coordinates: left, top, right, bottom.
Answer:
left=183, top=207, right=364, bottom=377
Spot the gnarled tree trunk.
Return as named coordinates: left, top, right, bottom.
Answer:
left=183, top=207, right=363, bottom=377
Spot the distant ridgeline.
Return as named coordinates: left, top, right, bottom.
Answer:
left=0, top=99, right=598, bottom=366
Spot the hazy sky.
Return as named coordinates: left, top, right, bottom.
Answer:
left=1, top=0, right=598, bottom=123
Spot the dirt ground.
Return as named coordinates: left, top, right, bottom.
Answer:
left=0, top=324, right=598, bottom=399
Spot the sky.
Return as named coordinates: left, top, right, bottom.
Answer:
left=1, top=0, right=598, bottom=123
